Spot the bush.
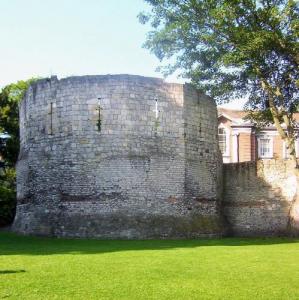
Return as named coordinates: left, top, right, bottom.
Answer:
left=0, top=168, right=16, bottom=226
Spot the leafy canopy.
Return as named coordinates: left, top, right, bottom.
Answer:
left=0, top=79, right=36, bottom=166
left=139, top=0, right=298, bottom=109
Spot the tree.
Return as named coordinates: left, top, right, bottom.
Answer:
left=0, top=79, right=36, bottom=226
left=0, top=168, right=16, bottom=226
left=0, top=79, right=35, bottom=167
left=139, top=0, right=299, bottom=166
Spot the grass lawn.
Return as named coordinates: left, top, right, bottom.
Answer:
left=1, top=232, right=299, bottom=299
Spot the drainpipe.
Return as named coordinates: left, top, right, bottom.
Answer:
left=233, top=133, right=240, bottom=163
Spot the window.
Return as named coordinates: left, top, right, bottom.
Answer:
left=258, top=137, right=273, bottom=158
left=218, top=127, right=228, bottom=155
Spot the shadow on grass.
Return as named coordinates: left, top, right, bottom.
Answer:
left=0, top=231, right=298, bottom=256
left=0, top=270, right=25, bottom=275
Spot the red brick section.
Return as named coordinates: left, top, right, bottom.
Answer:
left=273, top=135, right=284, bottom=159
left=251, top=133, right=257, bottom=161
left=239, top=133, right=252, bottom=162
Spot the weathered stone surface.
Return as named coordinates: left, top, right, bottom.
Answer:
left=12, top=74, right=224, bottom=238
left=223, top=159, right=299, bottom=236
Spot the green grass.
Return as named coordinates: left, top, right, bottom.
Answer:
left=1, top=232, right=299, bottom=299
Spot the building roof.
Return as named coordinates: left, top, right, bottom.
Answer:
left=217, top=107, right=251, bottom=126
left=218, top=107, right=299, bottom=127
left=218, top=107, right=247, bottom=120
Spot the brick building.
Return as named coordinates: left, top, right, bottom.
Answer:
left=218, top=107, right=299, bottom=163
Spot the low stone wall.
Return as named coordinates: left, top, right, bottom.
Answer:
left=223, top=159, right=298, bottom=236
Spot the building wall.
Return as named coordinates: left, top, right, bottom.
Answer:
left=238, top=132, right=252, bottom=162
left=218, top=118, right=295, bottom=163
left=273, top=134, right=284, bottom=159
left=13, top=75, right=224, bottom=238
left=251, top=133, right=257, bottom=161
left=223, top=159, right=298, bottom=236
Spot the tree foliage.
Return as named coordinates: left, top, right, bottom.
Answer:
left=0, top=79, right=35, bottom=166
left=0, top=168, right=16, bottom=226
left=139, top=0, right=299, bottom=165
left=0, top=79, right=36, bottom=226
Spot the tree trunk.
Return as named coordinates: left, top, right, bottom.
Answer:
left=258, top=76, right=298, bottom=167
left=268, top=99, right=298, bottom=168
left=284, top=136, right=298, bottom=168
left=288, top=168, right=299, bottom=236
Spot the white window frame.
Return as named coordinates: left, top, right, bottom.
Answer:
left=218, top=124, right=230, bottom=157
left=257, top=136, right=273, bottom=158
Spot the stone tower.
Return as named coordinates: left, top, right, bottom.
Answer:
left=12, top=75, right=224, bottom=238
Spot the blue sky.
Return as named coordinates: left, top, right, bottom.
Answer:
left=0, top=0, right=244, bottom=108
left=0, top=0, right=171, bottom=86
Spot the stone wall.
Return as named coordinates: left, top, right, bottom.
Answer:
left=223, top=159, right=298, bottom=236
left=13, top=74, right=224, bottom=238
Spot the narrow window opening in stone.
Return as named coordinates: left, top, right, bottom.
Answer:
left=154, top=98, right=159, bottom=119
left=49, top=102, right=53, bottom=135
left=97, top=98, right=102, bottom=132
